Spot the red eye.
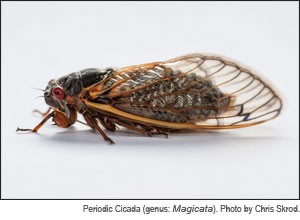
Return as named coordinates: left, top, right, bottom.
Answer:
left=52, top=86, right=65, bottom=100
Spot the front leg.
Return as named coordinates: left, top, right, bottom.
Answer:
left=34, top=107, right=89, bottom=127
left=33, top=107, right=52, bottom=117
left=17, top=111, right=55, bottom=132
left=16, top=108, right=77, bottom=132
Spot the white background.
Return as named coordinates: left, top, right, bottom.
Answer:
left=2, top=2, right=299, bottom=200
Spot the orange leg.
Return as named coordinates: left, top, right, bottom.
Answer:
left=83, top=112, right=114, bottom=144
left=17, top=108, right=77, bottom=132
left=34, top=107, right=86, bottom=126
left=16, top=112, right=55, bottom=132
left=33, top=107, right=52, bottom=117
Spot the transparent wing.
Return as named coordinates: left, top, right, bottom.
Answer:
left=88, top=54, right=282, bottom=128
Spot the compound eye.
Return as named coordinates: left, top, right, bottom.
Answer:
left=52, top=86, right=65, bottom=100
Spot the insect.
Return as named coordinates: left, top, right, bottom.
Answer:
left=17, top=54, right=282, bottom=144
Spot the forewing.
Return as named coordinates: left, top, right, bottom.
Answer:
left=88, top=54, right=282, bottom=128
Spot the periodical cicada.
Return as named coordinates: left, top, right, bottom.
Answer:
left=17, top=54, right=283, bottom=144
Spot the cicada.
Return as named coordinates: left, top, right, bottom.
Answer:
left=17, top=54, right=282, bottom=144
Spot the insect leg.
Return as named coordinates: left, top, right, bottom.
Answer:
left=32, top=107, right=81, bottom=126
left=152, top=130, right=169, bottom=138
left=140, top=124, right=169, bottom=138
left=76, top=119, right=90, bottom=127
left=16, top=111, right=55, bottom=132
left=108, top=118, right=154, bottom=136
left=83, top=112, right=114, bottom=144
left=98, top=117, right=116, bottom=132
left=33, top=107, right=52, bottom=117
